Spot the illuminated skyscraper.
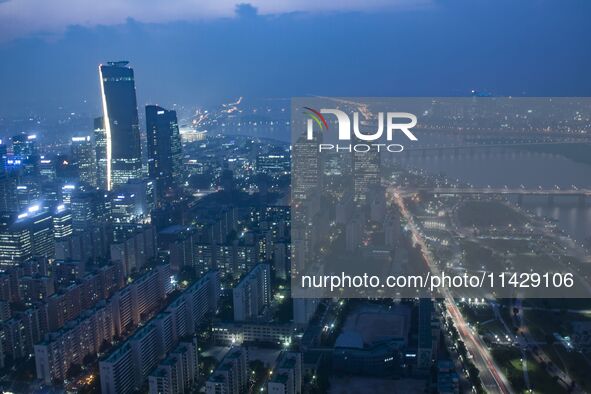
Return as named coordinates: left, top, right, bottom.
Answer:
left=52, top=204, right=73, bottom=240
left=145, top=105, right=183, bottom=197
left=0, top=206, right=53, bottom=267
left=0, top=140, right=7, bottom=173
left=12, top=133, right=39, bottom=176
left=0, top=173, right=17, bottom=212
left=0, top=222, right=31, bottom=268
left=98, top=61, right=142, bottom=190
left=70, top=189, right=107, bottom=231
left=71, top=136, right=97, bottom=186
left=94, top=116, right=108, bottom=190
left=21, top=206, right=54, bottom=258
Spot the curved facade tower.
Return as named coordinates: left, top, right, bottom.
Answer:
left=99, top=61, right=142, bottom=190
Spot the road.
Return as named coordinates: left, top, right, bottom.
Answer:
left=391, top=189, right=513, bottom=394
left=513, top=299, right=583, bottom=393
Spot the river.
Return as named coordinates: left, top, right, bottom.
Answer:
left=395, top=132, right=591, bottom=246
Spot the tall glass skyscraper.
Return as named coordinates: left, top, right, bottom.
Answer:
left=94, top=116, right=108, bottom=190
left=71, top=136, right=97, bottom=187
left=145, top=105, right=183, bottom=197
left=98, top=61, right=142, bottom=190
left=12, top=133, right=39, bottom=176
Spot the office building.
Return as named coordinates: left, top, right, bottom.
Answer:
left=98, top=61, right=142, bottom=189
left=111, top=180, right=155, bottom=226
left=70, top=189, right=109, bottom=230
left=12, top=133, right=39, bottom=176
left=0, top=206, right=54, bottom=267
left=94, top=116, right=108, bottom=190
left=0, top=224, right=31, bottom=268
left=39, top=157, right=56, bottom=180
left=71, top=136, right=97, bottom=186
left=0, top=173, right=17, bottom=212
left=0, top=140, right=7, bottom=173
left=23, top=207, right=54, bottom=258
left=52, top=204, right=73, bottom=240
left=145, top=105, right=183, bottom=197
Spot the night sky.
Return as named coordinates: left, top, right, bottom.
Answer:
left=0, top=0, right=590, bottom=115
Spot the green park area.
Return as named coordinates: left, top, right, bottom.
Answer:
left=492, top=347, right=566, bottom=394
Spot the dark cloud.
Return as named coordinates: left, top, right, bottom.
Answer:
left=235, top=3, right=258, bottom=18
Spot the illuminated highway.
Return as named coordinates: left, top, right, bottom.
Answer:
left=401, top=186, right=591, bottom=197
left=391, top=189, right=513, bottom=394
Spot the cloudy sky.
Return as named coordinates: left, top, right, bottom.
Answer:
left=0, top=0, right=590, bottom=115
left=0, top=0, right=431, bottom=41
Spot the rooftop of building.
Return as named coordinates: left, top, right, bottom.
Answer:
left=131, top=323, right=157, bottom=341
left=172, top=342, right=192, bottom=354
left=334, top=331, right=364, bottom=349
left=207, top=373, right=226, bottom=383
left=270, top=372, right=290, bottom=384
left=159, top=224, right=188, bottom=235
left=161, top=355, right=179, bottom=366
left=279, top=356, right=297, bottom=369
left=302, top=350, right=323, bottom=365
left=149, top=366, right=168, bottom=378
left=102, top=342, right=132, bottom=363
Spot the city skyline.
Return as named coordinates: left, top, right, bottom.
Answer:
left=0, top=1, right=590, bottom=393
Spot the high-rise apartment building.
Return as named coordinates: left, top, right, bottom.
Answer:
left=205, top=347, right=248, bottom=394
left=99, top=343, right=135, bottom=394
left=148, top=340, right=199, bottom=394
left=233, top=264, right=271, bottom=322
left=268, top=352, right=302, bottom=394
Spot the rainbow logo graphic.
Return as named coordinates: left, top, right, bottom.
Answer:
left=303, top=107, right=329, bottom=130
